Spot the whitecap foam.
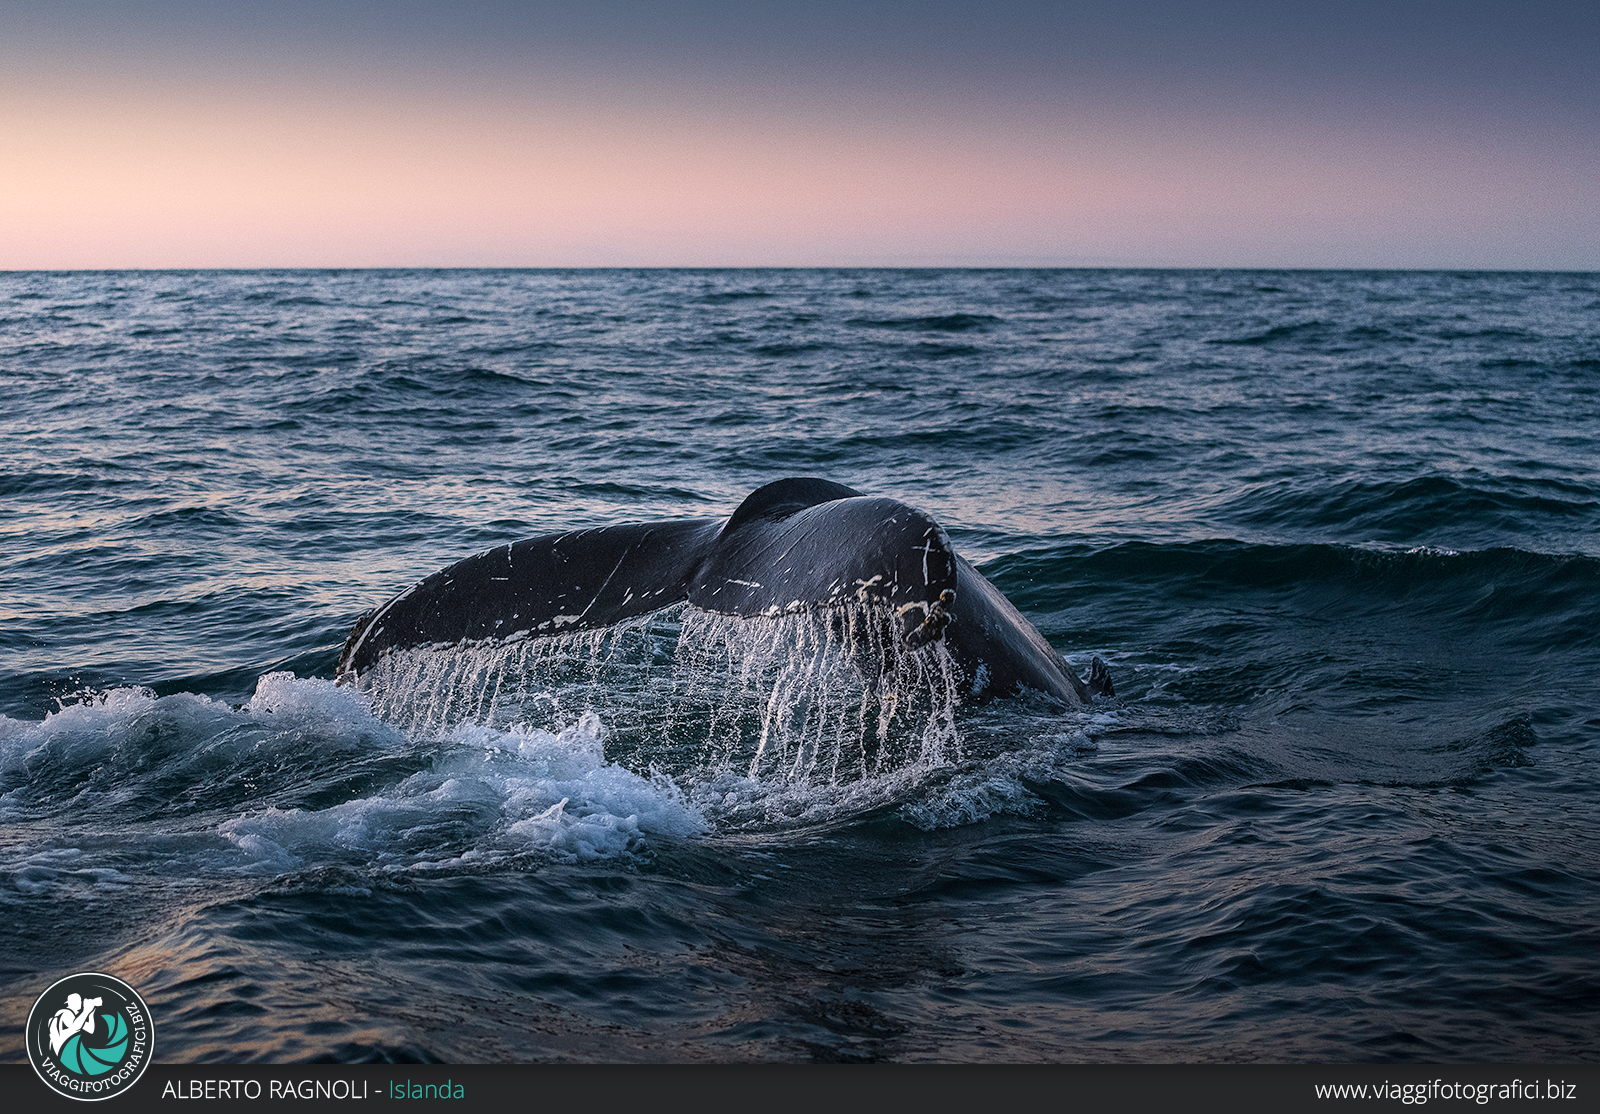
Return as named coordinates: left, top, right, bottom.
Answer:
left=2, top=675, right=391, bottom=769
left=217, top=711, right=707, bottom=871
left=2, top=648, right=1018, bottom=874
left=0, top=675, right=406, bottom=817
left=245, top=670, right=380, bottom=721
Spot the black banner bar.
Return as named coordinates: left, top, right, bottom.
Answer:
left=4, top=1062, right=1597, bottom=1113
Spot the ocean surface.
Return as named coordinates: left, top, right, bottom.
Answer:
left=1, top=268, right=1597, bottom=1064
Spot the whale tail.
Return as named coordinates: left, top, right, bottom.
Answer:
left=337, top=478, right=1107, bottom=707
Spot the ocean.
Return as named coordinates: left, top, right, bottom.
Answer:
left=1, top=268, right=1596, bottom=1063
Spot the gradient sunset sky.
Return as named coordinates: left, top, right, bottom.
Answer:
left=4, top=1, right=1596, bottom=269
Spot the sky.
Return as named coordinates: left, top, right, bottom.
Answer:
left=3, top=1, right=1597, bottom=269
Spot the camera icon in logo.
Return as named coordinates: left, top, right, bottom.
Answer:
left=27, top=973, right=154, bottom=1101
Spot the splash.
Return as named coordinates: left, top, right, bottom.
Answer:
left=354, top=614, right=662, bottom=739
left=0, top=677, right=706, bottom=874
left=216, top=712, right=707, bottom=870
left=353, top=601, right=964, bottom=789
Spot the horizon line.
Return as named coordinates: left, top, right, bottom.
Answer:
left=6, top=264, right=1598, bottom=276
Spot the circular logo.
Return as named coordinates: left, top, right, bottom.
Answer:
left=26, top=973, right=154, bottom=1101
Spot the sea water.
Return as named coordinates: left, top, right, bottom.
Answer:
left=1, top=268, right=1597, bottom=1062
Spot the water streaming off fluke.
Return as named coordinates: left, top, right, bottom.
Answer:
left=352, top=602, right=964, bottom=788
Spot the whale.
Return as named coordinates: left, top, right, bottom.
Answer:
left=336, top=478, right=1112, bottom=706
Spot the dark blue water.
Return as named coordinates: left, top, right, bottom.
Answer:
left=2, top=269, right=1597, bottom=1062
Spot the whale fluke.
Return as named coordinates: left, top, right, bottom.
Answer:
left=337, top=478, right=1107, bottom=707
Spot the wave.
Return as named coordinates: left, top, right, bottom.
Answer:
left=0, top=676, right=702, bottom=878
left=847, top=313, right=1003, bottom=333
left=994, top=536, right=1597, bottom=615
left=1216, top=474, right=1598, bottom=543
left=974, top=538, right=1585, bottom=795
left=693, top=289, right=775, bottom=304
left=989, top=539, right=1600, bottom=717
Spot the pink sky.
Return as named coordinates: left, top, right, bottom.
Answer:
left=4, top=4, right=1596, bottom=269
